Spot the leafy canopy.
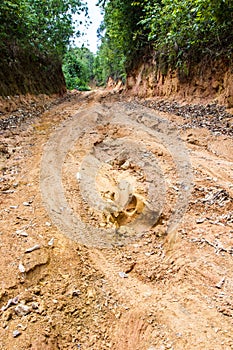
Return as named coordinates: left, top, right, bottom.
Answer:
left=95, top=0, right=233, bottom=81
left=0, top=0, right=87, bottom=57
left=62, top=47, right=94, bottom=90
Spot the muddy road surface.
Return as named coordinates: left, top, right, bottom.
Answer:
left=0, top=91, right=233, bottom=349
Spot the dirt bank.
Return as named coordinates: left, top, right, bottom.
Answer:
left=126, top=57, right=233, bottom=107
left=0, top=44, right=66, bottom=97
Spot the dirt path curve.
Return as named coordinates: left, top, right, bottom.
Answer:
left=0, top=90, right=233, bottom=350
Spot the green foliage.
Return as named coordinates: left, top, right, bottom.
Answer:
left=140, top=0, right=233, bottom=66
left=96, top=0, right=233, bottom=81
left=93, top=36, right=126, bottom=86
left=95, top=0, right=148, bottom=84
left=0, top=0, right=87, bottom=57
left=62, top=47, right=94, bottom=90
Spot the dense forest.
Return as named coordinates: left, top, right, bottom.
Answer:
left=0, top=0, right=232, bottom=95
left=96, top=0, right=233, bottom=84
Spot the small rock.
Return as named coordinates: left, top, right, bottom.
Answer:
left=1, top=297, right=19, bottom=311
left=10, top=205, right=18, bottom=209
left=118, top=272, right=128, bottom=278
left=196, top=218, right=206, bottom=224
left=48, top=238, right=54, bottom=246
left=13, top=330, right=21, bottom=338
left=15, top=304, right=31, bottom=316
left=25, top=244, right=40, bottom=253
left=115, top=311, right=121, bottom=319
left=33, top=286, right=41, bottom=295
left=18, top=263, right=26, bottom=273
left=2, top=190, right=15, bottom=194
left=31, top=302, right=39, bottom=310
left=121, top=160, right=130, bottom=170
left=16, top=230, right=28, bottom=237
left=215, top=277, right=226, bottom=289
left=145, top=252, right=152, bottom=257
left=72, top=290, right=81, bottom=297
left=23, top=202, right=30, bottom=206
left=45, top=222, right=51, bottom=227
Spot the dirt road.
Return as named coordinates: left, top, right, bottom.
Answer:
left=0, top=91, right=233, bottom=349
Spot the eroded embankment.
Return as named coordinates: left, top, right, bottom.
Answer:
left=126, top=57, right=233, bottom=108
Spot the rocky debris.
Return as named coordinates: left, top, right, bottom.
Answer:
left=1, top=297, right=19, bottom=311
left=0, top=92, right=79, bottom=131
left=12, top=330, right=21, bottom=338
left=118, top=272, right=128, bottom=278
left=21, top=247, right=49, bottom=274
left=16, top=230, right=28, bottom=237
left=0, top=100, right=53, bottom=131
left=191, top=236, right=233, bottom=255
left=15, top=303, right=31, bottom=316
left=18, top=263, right=26, bottom=273
left=48, top=238, right=54, bottom=247
left=202, top=189, right=231, bottom=206
left=216, top=295, right=233, bottom=318
left=215, top=277, right=226, bottom=289
left=140, top=99, right=233, bottom=136
left=25, top=245, right=41, bottom=253
left=0, top=142, right=10, bottom=158
left=196, top=212, right=233, bottom=226
left=194, top=186, right=232, bottom=207
left=23, top=201, right=31, bottom=206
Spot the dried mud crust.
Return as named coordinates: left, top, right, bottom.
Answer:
left=0, top=91, right=233, bottom=350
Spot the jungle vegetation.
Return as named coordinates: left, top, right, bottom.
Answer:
left=95, top=0, right=233, bottom=84
left=0, top=0, right=232, bottom=93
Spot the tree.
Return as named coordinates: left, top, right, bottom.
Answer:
left=0, top=0, right=87, bottom=57
left=62, top=47, right=94, bottom=90
left=95, top=0, right=233, bottom=81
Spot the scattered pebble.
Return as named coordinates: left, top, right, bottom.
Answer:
left=76, top=172, right=81, bottom=181
left=118, top=272, right=128, bottom=278
left=16, top=229, right=28, bottom=237
left=1, top=297, right=19, bottom=311
left=15, top=304, right=31, bottom=316
left=13, top=330, right=21, bottom=338
left=196, top=218, right=206, bottom=224
left=18, top=263, right=26, bottom=273
left=121, top=160, right=130, bottom=170
left=145, top=252, right=152, bottom=257
left=2, top=189, right=15, bottom=194
left=10, top=205, right=18, bottom=209
left=45, top=221, right=51, bottom=227
left=23, top=202, right=30, bottom=206
left=72, top=290, right=81, bottom=297
left=141, top=100, right=233, bottom=136
left=25, top=244, right=40, bottom=253
left=48, top=238, right=54, bottom=246
left=215, top=277, right=226, bottom=289
left=31, top=302, right=39, bottom=310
